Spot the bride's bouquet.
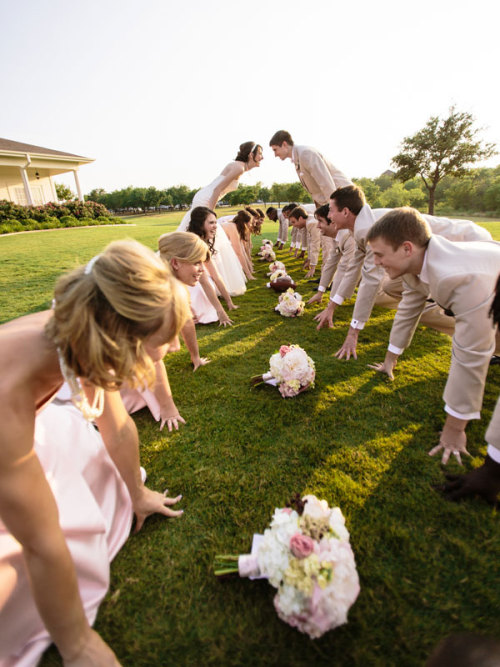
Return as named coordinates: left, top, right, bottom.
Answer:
left=258, top=241, right=276, bottom=262
left=214, top=494, right=360, bottom=639
left=251, top=344, right=315, bottom=398
left=275, top=288, right=305, bottom=317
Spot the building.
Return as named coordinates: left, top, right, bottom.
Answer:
left=0, top=138, right=94, bottom=206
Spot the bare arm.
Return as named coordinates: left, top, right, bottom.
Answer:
left=94, top=391, right=183, bottom=532
left=180, top=318, right=211, bottom=370
left=198, top=269, right=234, bottom=326
left=150, top=360, right=185, bottom=431
left=204, top=258, right=237, bottom=310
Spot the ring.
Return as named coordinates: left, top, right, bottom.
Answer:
left=453, top=450, right=459, bottom=455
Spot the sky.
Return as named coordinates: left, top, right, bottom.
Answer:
left=1, top=0, right=499, bottom=195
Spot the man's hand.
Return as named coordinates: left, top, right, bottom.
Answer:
left=307, top=292, right=323, bottom=306
left=335, top=327, right=359, bottom=360
left=313, top=302, right=336, bottom=330
left=428, top=415, right=470, bottom=465
left=435, top=455, right=500, bottom=505
left=304, top=267, right=315, bottom=279
left=367, top=350, right=399, bottom=380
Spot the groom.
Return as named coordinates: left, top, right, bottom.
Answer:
left=269, top=130, right=352, bottom=208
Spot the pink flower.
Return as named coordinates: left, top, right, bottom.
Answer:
left=279, top=345, right=291, bottom=357
left=289, top=533, right=315, bottom=558
left=282, top=508, right=293, bottom=515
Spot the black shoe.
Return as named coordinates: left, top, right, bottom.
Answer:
left=490, top=355, right=500, bottom=366
left=307, top=278, right=320, bottom=283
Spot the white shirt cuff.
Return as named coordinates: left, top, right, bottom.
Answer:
left=318, top=285, right=326, bottom=293
left=350, top=319, right=365, bottom=330
left=388, top=343, right=404, bottom=355
left=444, top=404, right=481, bottom=421
left=331, top=294, right=344, bottom=305
left=487, top=445, right=500, bottom=463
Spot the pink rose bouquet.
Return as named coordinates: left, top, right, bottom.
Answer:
left=258, top=242, right=276, bottom=262
left=251, top=344, right=315, bottom=397
left=214, top=494, right=360, bottom=638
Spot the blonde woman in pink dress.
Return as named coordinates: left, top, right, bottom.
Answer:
left=0, top=241, right=189, bottom=666
left=177, top=142, right=263, bottom=296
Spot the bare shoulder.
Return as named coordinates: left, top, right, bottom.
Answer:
left=0, top=311, right=60, bottom=406
left=221, top=161, right=244, bottom=178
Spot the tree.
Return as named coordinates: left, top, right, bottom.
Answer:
left=55, top=183, right=75, bottom=201
left=392, top=107, right=497, bottom=214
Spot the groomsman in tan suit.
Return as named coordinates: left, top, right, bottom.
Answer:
left=269, top=130, right=352, bottom=207
left=365, top=208, right=500, bottom=467
left=307, top=205, right=356, bottom=305
left=314, top=185, right=493, bottom=359
left=438, top=276, right=500, bottom=504
left=288, top=206, right=322, bottom=278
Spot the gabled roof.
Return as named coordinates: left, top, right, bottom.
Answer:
left=0, top=138, right=92, bottom=161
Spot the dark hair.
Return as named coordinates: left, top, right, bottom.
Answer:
left=256, top=208, right=265, bottom=219
left=490, top=273, right=500, bottom=326
left=330, top=185, right=366, bottom=216
left=282, top=203, right=298, bottom=214
left=269, top=130, right=294, bottom=146
left=290, top=206, right=308, bottom=221
left=366, top=207, right=431, bottom=250
left=266, top=206, right=278, bottom=220
left=187, top=206, right=217, bottom=256
left=235, top=142, right=262, bottom=162
left=245, top=206, right=258, bottom=217
left=315, top=204, right=330, bottom=223
left=232, top=210, right=252, bottom=241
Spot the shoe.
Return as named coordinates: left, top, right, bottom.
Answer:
left=307, top=278, right=320, bottom=283
left=490, top=355, right=500, bottom=366
left=140, top=466, right=147, bottom=483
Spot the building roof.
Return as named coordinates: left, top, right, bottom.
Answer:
left=0, top=138, right=92, bottom=161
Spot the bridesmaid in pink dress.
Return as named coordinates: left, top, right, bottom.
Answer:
left=0, top=240, right=189, bottom=666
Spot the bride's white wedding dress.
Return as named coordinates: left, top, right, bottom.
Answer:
left=177, top=163, right=246, bottom=297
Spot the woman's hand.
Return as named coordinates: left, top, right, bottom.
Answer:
left=63, top=629, right=120, bottom=666
left=227, top=302, right=239, bottom=311
left=192, top=356, right=211, bottom=371
left=217, top=310, right=234, bottom=327
left=159, top=410, right=186, bottom=432
left=133, top=486, right=183, bottom=532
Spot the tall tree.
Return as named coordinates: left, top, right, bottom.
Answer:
left=392, top=107, right=496, bottom=213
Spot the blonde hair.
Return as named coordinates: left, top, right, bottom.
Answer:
left=158, top=231, right=209, bottom=265
left=45, top=239, right=190, bottom=390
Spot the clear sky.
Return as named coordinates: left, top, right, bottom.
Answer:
left=1, top=0, right=499, bottom=195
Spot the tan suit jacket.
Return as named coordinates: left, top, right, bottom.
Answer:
left=389, top=235, right=500, bottom=415
left=305, top=217, right=322, bottom=266
left=335, top=206, right=495, bottom=325
left=319, top=230, right=356, bottom=292
left=292, top=146, right=352, bottom=205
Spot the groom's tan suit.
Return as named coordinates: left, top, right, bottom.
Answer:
left=389, top=235, right=500, bottom=416
left=291, top=145, right=352, bottom=206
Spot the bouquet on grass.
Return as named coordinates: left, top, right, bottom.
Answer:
left=258, top=241, right=276, bottom=262
left=267, top=260, right=286, bottom=275
left=214, top=494, right=360, bottom=638
left=251, top=344, right=315, bottom=398
left=275, top=288, right=305, bottom=317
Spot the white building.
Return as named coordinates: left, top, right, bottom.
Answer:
left=0, top=138, right=94, bottom=206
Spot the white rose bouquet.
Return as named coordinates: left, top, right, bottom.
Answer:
left=214, top=494, right=360, bottom=639
left=275, top=288, right=305, bottom=318
left=251, top=344, right=315, bottom=398
left=267, top=260, right=286, bottom=275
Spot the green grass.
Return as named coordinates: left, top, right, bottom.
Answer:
left=1, top=211, right=499, bottom=666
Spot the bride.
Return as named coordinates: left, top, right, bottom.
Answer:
left=177, top=141, right=263, bottom=295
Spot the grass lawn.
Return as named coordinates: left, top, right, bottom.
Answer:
left=1, top=210, right=499, bottom=666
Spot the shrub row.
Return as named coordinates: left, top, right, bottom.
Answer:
left=0, top=200, right=125, bottom=234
